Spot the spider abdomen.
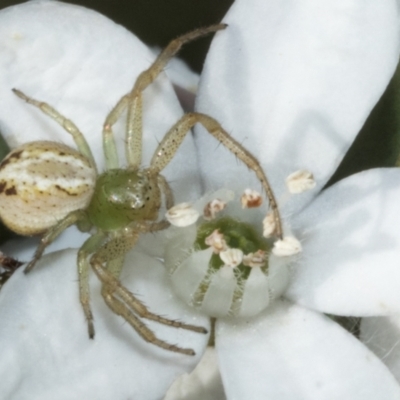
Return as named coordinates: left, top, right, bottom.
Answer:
left=0, top=141, right=96, bottom=235
left=86, top=168, right=161, bottom=230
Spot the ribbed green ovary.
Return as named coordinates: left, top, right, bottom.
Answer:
left=195, top=216, right=271, bottom=278
left=86, top=169, right=160, bottom=231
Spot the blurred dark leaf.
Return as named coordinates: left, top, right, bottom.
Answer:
left=328, top=315, right=361, bottom=338
left=0, top=132, right=9, bottom=161
left=0, top=133, right=13, bottom=244
left=327, top=60, right=400, bottom=186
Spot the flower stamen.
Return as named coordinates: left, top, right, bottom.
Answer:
left=242, top=250, right=267, bottom=268
left=272, top=236, right=302, bottom=257
left=204, top=229, right=228, bottom=254
left=263, top=212, right=277, bottom=238
left=286, top=170, right=316, bottom=194
left=220, top=248, right=243, bottom=268
left=203, top=198, right=227, bottom=220
left=166, top=202, right=200, bottom=227
left=240, top=188, right=263, bottom=208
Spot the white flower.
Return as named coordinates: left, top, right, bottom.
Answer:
left=1, top=1, right=400, bottom=400
left=192, top=0, right=400, bottom=397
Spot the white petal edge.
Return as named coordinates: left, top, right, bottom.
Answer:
left=216, top=300, right=400, bottom=400
left=0, top=248, right=209, bottom=400
left=164, top=347, right=226, bottom=400
left=361, top=316, right=400, bottom=384
left=195, top=0, right=400, bottom=218
left=286, top=168, right=400, bottom=316
left=0, top=0, right=201, bottom=202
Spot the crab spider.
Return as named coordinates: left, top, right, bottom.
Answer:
left=0, top=23, right=282, bottom=355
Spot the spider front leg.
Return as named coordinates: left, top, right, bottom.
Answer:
left=89, top=231, right=207, bottom=355
left=149, top=112, right=283, bottom=238
left=12, top=89, right=96, bottom=170
left=102, top=24, right=227, bottom=170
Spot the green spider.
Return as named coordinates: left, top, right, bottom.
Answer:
left=0, top=24, right=282, bottom=355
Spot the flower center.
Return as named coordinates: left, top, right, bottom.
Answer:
left=165, top=171, right=315, bottom=319
left=195, top=216, right=269, bottom=277
left=165, top=213, right=291, bottom=319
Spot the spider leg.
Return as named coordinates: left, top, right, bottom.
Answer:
left=12, top=89, right=96, bottom=171
left=92, top=256, right=207, bottom=333
left=105, top=255, right=125, bottom=278
left=157, top=174, right=174, bottom=210
left=78, top=231, right=106, bottom=338
left=125, top=94, right=142, bottom=169
left=128, top=24, right=227, bottom=99
left=125, top=23, right=227, bottom=169
left=89, top=232, right=207, bottom=354
left=149, top=112, right=283, bottom=238
left=102, top=94, right=128, bottom=169
left=100, top=283, right=196, bottom=356
left=101, top=24, right=227, bottom=170
left=24, top=209, right=88, bottom=273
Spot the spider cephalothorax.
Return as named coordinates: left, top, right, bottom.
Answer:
left=86, top=169, right=162, bottom=230
left=0, top=23, right=283, bottom=355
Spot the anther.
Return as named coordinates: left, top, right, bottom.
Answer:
left=286, top=170, right=316, bottom=194
left=263, top=212, right=277, bottom=238
left=220, top=248, right=243, bottom=268
left=205, top=229, right=228, bottom=254
left=241, top=188, right=263, bottom=208
left=166, top=202, right=199, bottom=227
left=272, top=236, right=302, bottom=257
left=242, top=250, right=267, bottom=268
left=203, top=198, right=227, bottom=220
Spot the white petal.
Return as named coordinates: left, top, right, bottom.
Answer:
left=0, top=1, right=201, bottom=202
left=216, top=300, right=400, bottom=400
left=286, top=168, right=400, bottom=316
left=168, top=247, right=213, bottom=307
left=200, top=266, right=236, bottom=317
left=2, top=225, right=89, bottom=261
left=361, top=316, right=400, bottom=384
left=164, top=347, right=226, bottom=400
left=238, top=266, right=269, bottom=317
left=2, top=225, right=166, bottom=274
left=0, top=249, right=209, bottom=399
left=195, top=0, right=400, bottom=218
